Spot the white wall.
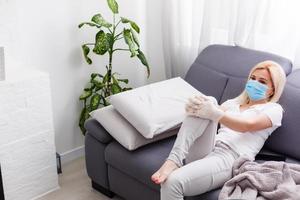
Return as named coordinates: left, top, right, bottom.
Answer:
left=145, top=0, right=166, bottom=84
left=0, top=0, right=165, bottom=155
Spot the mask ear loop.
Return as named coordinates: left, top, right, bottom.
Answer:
left=245, top=78, right=251, bottom=105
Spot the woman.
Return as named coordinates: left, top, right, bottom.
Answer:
left=151, top=60, right=286, bottom=199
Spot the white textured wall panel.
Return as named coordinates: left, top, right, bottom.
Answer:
left=0, top=47, right=4, bottom=81
left=0, top=70, right=58, bottom=200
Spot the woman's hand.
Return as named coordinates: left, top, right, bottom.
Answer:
left=185, top=95, right=225, bottom=122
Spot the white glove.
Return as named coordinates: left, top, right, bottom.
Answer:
left=185, top=95, right=224, bottom=122
left=185, top=95, right=218, bottom=111
left=188, top=95, right=218, bottom=106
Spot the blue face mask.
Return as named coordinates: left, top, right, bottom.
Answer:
left=245, top=79, right=268, bottom=101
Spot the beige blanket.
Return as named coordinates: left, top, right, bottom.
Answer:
left=219, top=156, right=300, bottom=200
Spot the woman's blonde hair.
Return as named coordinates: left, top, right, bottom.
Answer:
left=235, top=60, right=287, bottom=104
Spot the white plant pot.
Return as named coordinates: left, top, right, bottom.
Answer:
left=0, top=47, right=5, bottom=81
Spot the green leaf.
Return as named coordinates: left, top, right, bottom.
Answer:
left=92, top=79, right=105, bottom=88
left=112, top=72, right=121, bottom=76
left=122, top=87, right=132, bottom=91
left=130, top=28, right=139, bottom=47
left=120, top=17, right=131, bottom=23
left=93, top=30, right=109, bottom=55
left=112, top=75, right=119, bottom=84
left=130, top=22, right=140, bottom=33
left=79, top=124, right=86, bottom=135
left=137, top=49, right=150, bottom=78
left=90, top=84, right=96, bottom=90
left=79, top=107, right=87, bottom=134
left=91, top=14, right=112, bottom=28
left=79, top=90, right=92, bottom=100
left=78, top=22, right=101, bottom=29
left=123, top=29, right=138, bottom=57
left=99, top=95, right=107, bottom=106
left=91, top=73, right=98, bottom=79
left=111, top=83, right=122, bottom=94
left=107, top=0, right=119, bottom=14
left=102, top=73, right=109, bottom=83
left=81, top=45, right=92, bottom=64
left=90, top=94, right=101, bottom=110
left=91, top=73, right=104, bottom=82
left=106, top=33, right=114, bottom=47
left=79, top=106, right=91, bottom=135
left=117, top=78, right=129, bottom=84
left=120, top=17, right=140, bottom=33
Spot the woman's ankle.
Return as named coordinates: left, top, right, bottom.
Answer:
left=166, top=154, right=183, bottom=168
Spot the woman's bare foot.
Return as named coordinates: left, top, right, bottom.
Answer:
left=151, top=160, right=179, bottom=184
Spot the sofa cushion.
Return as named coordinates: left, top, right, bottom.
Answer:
left=194, top=45, right=292, bottom=77
left=108, top=77, right=202, bottom=139
left=90, top=105, right=179, bottom=150
left=219, top=77, right=246, bottom=104
left=264, top=69, right=300, bottom=160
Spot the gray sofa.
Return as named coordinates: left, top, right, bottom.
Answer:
left=84, top=44, right=300, bottom=200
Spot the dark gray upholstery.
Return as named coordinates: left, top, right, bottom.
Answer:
left=85, top=44, right=299, bottom=200
left=265, top=69, right=300, bottom=160
left=85, top=133, right=111, bottom=189
left=105, top=138, right=174, bottom=192
left=85, top=118, right=113, bottom=144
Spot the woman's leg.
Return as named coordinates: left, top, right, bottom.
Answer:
left=160, top=142, right=239, bottom=200
left=167, top=116, right=213, bottom=167
left=151, top=116, right=217, bottom=184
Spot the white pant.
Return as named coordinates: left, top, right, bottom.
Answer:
left=160, top=116, right=240, bottom=200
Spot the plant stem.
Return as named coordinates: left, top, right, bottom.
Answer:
left=115, top=19, right=121, bottom=29
left=107, top=28, right=113, bottom=34
left=113, top=48, right=130, bottom=52
left=115, top=37, right=123, bottom=41
left=107, top=13, right=116, bottom=96
left=114, top=32, right=123, bottom=39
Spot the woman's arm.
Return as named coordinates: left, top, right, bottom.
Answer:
left=219, top=112, right=273, bottom=133
left=187, top=97, right=274, bottom=132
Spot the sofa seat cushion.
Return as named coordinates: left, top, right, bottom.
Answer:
left=104, top=136, right=225, bottom=199
left=104, top=136, right=177, bottom=192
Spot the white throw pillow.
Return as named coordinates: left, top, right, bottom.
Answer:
left=108, top=77, right=203, bottom=138
left=90, top=105, right=180, bottom=150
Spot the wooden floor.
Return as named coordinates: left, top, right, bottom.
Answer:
left=37, top=157, right=123, bottom=200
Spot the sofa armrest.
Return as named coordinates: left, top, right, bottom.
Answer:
left=84, top=118, right=113, bottom=144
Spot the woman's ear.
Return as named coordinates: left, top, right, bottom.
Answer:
left=268, top=87, right=274, bottom=98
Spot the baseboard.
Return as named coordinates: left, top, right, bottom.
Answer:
left=60, top=145, right=85, bottom=165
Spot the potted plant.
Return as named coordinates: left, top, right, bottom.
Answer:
left=78, top=0, right=150, bottom=135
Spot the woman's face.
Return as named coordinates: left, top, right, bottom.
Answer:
left=249, top=68, right=274, bottom=99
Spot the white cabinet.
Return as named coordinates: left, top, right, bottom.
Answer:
left=0, top=69, right=59, bottom=200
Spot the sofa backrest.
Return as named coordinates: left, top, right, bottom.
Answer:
left=265, top=69, right=300, bottom=160
left=184, top=45, right=293, bottom=103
